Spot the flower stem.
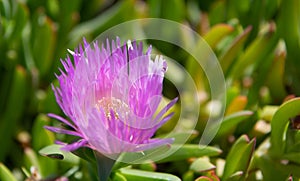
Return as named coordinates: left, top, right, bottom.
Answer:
left=94, top=151, right=116, bottom=181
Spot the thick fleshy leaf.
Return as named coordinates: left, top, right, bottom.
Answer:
left=277, top=0, right=300, bottom=94
left=30, top=116, right=58, bottom=177
left=265, top=51, right=287, bottom=102
left=255, top=137, right=300, bottom=178
left=225, top=96, right=248, bottom=115
left=195, top=171, right=220, bottom=181
left=229, top=25, right=278, bottom=80
left=286, top=137, right=300, bottom=153
left=259, top=105, right=279, bottom=122
left=225, top=86, right=240, bottom=107
left=183, top=170, right=194, bottom=181
left=203, top=24, right=234, bottom=49
left=9, top=2, right=28, bottom=41
left=117, top=144, right=220, bottom=167
left=270, top=98, right=300, bottom=157
left=224, top=171, right=243, bottom=181
left=157, top=130, right=199, bottom=144
left=68, top=0, right=136, bottom=45
left=245, top=46, right=276, bottom=106
left=118, top=168, right=181, bottom=181
left=23, top=147, right=57, bottom=178
left=0, top=163, right=17, bottom=181
left=210, top=111, right=253, bottom=139
left=254, top=154, right=292, bottom=180
left=32, top=114, right=55, bottom=150
left=220, top=26, right=252, bottom=74
left=24, top=148, right=41, bottom=175
left=50, top=0, right=81, bottom=75
left=137, top=161, right=156, bottom=172
left=116, top=144, right=171, bottom=165
left=39, top=82, right=61, bottom=114
left=0, top=66, right=28, bottom=161
left=223, top=135, right=256, bottom=180
left=190, top=157, right=216, bottom=173
left=31, top=10, right=56, bottom=77
left=39, top=144, right=79, bottom=164
left=282, top=152, right=300, bottom=165
left=112, top=172, right=127, bottom=181
left=148, top=0, right=185, bottom=22
left=156, top=144, right=222, bottom=163
left=264, top=0, right=280, bottom=19
left=195, top=176, right=214, bottom=181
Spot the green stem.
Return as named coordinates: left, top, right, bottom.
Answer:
left=94, top=151, right=117, bottom=181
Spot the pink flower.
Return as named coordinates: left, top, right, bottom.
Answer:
left=45, top=38, right=177, bottom=155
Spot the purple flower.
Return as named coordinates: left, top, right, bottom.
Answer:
left=46, top=38, right=177, bottom=155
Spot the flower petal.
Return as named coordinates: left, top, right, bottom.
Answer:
left=47, top=113, right=76, bottom=129
left=61, top=139, right=88, bottom=151
left=44, top=126, right=82, bottom=137
left=153, top=97, right=178, bottom=123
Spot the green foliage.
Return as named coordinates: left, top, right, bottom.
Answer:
left=1, top=0, right=300, bottom=180
left=222, top=135, right=255, bottom=180
left=156, top=144, right=222, bottom=163
left=0, top=163, right=18, bottom=181
left=116, top=168, right=181, bottom=181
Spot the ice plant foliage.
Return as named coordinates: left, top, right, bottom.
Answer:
left=46, top=38, right=177, bottom=155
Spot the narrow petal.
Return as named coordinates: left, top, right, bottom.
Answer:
left=47, top=113, right=76, bottom=129
left=153, top=97, right=178, bottom=123
left=61, top=139, right=88, bottom=151
left=54, top=140, right=67, bottom=145
left=155, top=112, right=175, bottom=128
left=44, top=126, right=82, bottom=137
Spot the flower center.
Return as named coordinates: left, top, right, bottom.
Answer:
left=96, top=97, right=130, bottom=120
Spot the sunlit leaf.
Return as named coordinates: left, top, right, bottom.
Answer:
left=225, top=96, right=248, bottom=115
left=219, top=26, right=252, bottom=74
left=259, top=105, right=279, bottom=122
left=229, top=25, right=278, bottom=80
left=118, top=168, right=181, bottom=181
left=112, top=171, right=128, bottom=181
left=157, top=144, right=222, bottom=163
left=265, top=50, right=287, bottom=102
left=224, top=171, right=243, bottom=181
left=190, top=157, right=216, bottom=173
left=39, top=144, right=79, bottom=164
left=203, top=24, right=234, bottom=49
left=0, top=163, right=17, bottom=181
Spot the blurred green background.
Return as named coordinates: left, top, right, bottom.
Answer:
left=1, top=0, right=300, bottom=180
